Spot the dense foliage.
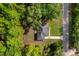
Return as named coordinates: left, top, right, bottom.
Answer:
left=43, top=40, right=62, bottom=56
left=0, top=3, right=62, bottom=56
left=0, top=4, right=24, bottom=56
left=21, top=4, right=61, bottom=31
left=69, top=4, right=79, bottom=50
left=22, top=44, right=42, bottom=56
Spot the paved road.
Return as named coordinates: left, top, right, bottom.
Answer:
left=62, top=3, right=69, bottom=56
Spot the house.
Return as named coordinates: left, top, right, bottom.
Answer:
left=36, top=23, right=49, bottom=41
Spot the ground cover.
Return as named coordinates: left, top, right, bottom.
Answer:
left=49, top=19, right=62, bottom=36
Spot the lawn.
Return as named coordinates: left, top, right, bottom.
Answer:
left=48, top=19, right=62, bottom=36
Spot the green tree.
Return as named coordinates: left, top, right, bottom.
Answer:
left=69, top=4, right=79, bottom=50
left=23, top=44, right=42, bottom=56
left=43, top=40, right=62, bottom=56
left=0, top=4, right=24, bottom=56
left=21, top=4, right=61, bottom=33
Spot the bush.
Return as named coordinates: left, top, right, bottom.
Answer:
left=43, top=40, right=62, bottom=56
left=22, top=44, right=42, bottom=56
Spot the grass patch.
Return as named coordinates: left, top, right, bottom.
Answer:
left=48, top=19, right=62, bottom=36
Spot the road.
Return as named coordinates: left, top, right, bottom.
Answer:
left=62, top=3, right=69, bottom=56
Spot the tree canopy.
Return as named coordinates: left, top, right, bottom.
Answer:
left=0, top=3, right=62, bottom=56
left=69, top=4, right=79, bottom=50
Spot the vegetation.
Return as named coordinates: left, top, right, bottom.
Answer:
left=43, top=40, right=62, bottom=56
left=0, top=3, right=62, bottom=56
left=69, top=4, right=79, bottom=50
left=0, top=4, right=24, bottom=56
left=22, top=44, right=42, bottom=56
left=49, top=19, right=62, bottom=36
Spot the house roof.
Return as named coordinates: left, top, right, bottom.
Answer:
left=37, top=23, right=49, bottom=40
